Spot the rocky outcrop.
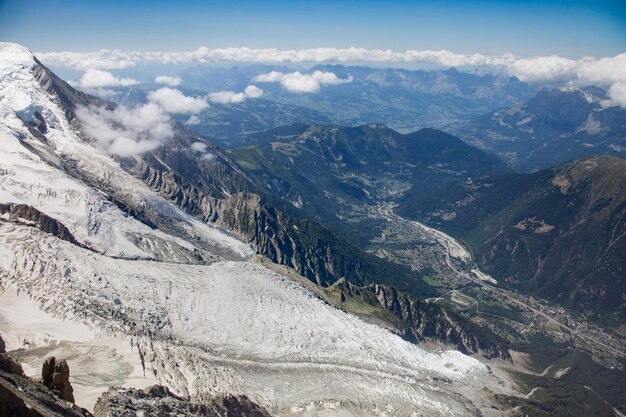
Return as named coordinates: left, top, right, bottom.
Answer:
left=332, top=279, right=510, bottom=359
left=94, top=385, right=272, bottom=417
left=41, top=357, right=75, bottom=403
left=372, top=283, right=509, bottom=359
left=0, top=203, right=78, bottom=244
left=0, top=353, right=91, bottom=417
left=205, top=192, right=423, bottom=290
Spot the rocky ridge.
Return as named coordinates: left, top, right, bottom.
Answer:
left=330, top=279, right=510, bottom=359
left=94, top=385, right=272, bottom=417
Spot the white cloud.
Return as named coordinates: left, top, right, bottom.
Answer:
left=76, top=87, right=213, bottom=157
left=253, top=71, right=284, bottom=82
left=190, top=141, right=208, bottom=152
left=576, top=53, right=626, bottom=86
left=208, top=91, right=247, bottom=103
left=280, top=73, right=322, bottom=93
left=37, top=49, right=141, bottom=70
left=76, top=102, right=173, bottom=157
left=244, top=84, right=264, bottom=98
left=311, top=70, right=354, bottom=85
left=190, top=141, right=215, bottom=160
left=507, top=56, right=579, bottom=84
left=147, top=87, right=209, bottom=114
left=155, top=75, right=183, bottom=86
left=185, top=115, right=201, bottom=125
left=608, top=82, right=626, bottom=108
left=76, top=69, right=138, bottom=90
left=253, top=70, right=352, bottom=93
left=36, top=47, right=626, bottom=108
left=208, top=84, right=264, bottom=103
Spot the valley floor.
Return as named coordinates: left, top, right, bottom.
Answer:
left=369, top=202, right=626, bottom=414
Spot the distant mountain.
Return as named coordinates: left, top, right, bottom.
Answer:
left=94, top=65, right=536, bottom=147
left=185, top=99, right=333, bottom=147
left=397, top=155, right=626, bottom=318
left=106, top=87, right=332, bottom=148
left=450, top=86, right=626, bottom=171
left=176, top=64, right=536, bottom=140
left=229, top=123, right=508, bottom=234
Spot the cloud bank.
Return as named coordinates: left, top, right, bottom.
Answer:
left=38, top=47, right=517, bottom=69
left=41, top=47, right=626, bottom=107
left=208, top=84, right=263, bottom=103
left=155, top=75, right=183, bottom=86
left=253, top=70, right=353, bottom=93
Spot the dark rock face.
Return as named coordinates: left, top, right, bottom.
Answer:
left=33, top=58, right=110, bottom=128
left=369, top=284, right=509, bottom=359
left=94, top=385, right=272, bottom=417
left=0, top=353, right=24, bottom=375
left=203, top=193, right=419, bottom=289
left=41, top=357, right=75, bottom=403
left=0, top=353, right=91, bottom=417
left=0, top=203, right=78, bottom=244
left=332, top=280, right=510, bottom=359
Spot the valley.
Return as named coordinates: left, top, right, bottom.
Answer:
left=373, top=203, right=625, bottom=368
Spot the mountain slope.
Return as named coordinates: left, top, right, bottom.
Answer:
left=0, top=41, right=517, bottom=416
left=450, top=86, right=626, bottom=171
left=229, top=123, right=508, bottom=236
left=398, top=155, right=626, bottom=318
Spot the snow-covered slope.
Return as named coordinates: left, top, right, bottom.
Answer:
left=0, top=42, right=249, bottom=261
left=0, top=42, right=514, bottom=416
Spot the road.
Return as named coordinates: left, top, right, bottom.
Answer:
left=377, top=203, right=625, bottom=359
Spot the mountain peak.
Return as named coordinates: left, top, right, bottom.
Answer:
left=0, top=42, right=35, bottom=70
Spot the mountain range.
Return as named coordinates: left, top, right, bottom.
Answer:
left=449, top=86, right=626, bottom=171
left=102, top=64, right=537, bottom=146
left=0, top=42, right=624, bottom=416
left=229, top=123, right=508, bottom=241
left=0, top=42, right=521, bottom=416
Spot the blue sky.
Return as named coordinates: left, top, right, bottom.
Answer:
left=1, top=0, right=625, bottom=57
